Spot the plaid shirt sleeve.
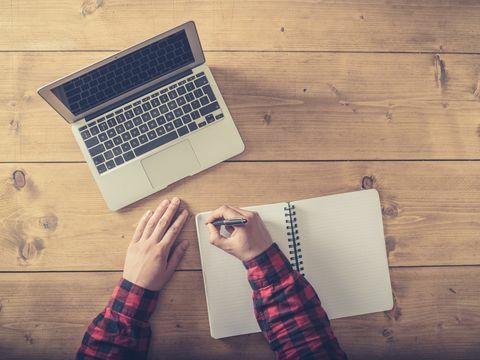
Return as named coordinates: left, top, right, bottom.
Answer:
left=243, top=243, right=348, bottom=360
left=76, top=278, right=159, bottom=360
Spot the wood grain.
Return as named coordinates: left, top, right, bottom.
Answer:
left=2, top=52, right=480, bottom=162
left=0, top=268, right=479, bottom=360
left=1, top=161, right=480, bottom=271
left=2, top=1, right=480, bottom=52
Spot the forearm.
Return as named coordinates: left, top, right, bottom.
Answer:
left=76, top=278, right=159, bottom=360
left=244, top=244, right=347, bottom=360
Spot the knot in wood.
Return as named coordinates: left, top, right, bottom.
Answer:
left=361, top=175, right=376, bottom=189
left=13, top=170, right=26, bottom=190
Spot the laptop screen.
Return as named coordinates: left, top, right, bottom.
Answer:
left=51, top=30, right=195, bottom=116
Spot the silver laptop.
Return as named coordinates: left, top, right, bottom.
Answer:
left=38, top=21, right=244, bottom=211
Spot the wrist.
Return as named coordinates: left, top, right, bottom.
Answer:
left=243, top=243, right=294, bottom=290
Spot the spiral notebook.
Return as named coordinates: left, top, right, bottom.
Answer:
left=195, top=189, right=393, bottom=339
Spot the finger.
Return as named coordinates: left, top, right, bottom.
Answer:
left=142, top=199, right=171, bottom=240
left=132, top=210, right=153, bottom=243
left=165, top=240, right=189, bottom=274
left=207, top=223, right=227, bottom=247
left=206, top=205, right=243, bottom=224
left=151, top=197, right=181, bottom=241
left=158, top=209, right=189, bottom=254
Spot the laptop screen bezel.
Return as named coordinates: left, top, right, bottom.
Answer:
left=37, top=21, right=205, bottom=124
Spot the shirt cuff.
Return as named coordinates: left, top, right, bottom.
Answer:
left=107, top=278, right=160, bottom=322
left=243, top=243, right=294, bottom=291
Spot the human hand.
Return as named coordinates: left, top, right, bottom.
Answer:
left=206, top=205, right=273, bottom=262
left=123, top=197, right=189, bottom=291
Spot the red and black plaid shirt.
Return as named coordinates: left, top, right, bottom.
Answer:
left=77, top=243, right=347, bottom=359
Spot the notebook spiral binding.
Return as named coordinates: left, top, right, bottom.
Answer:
left=284, top=202, right=304, bottom=275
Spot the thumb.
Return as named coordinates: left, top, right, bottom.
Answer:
left=166, top=240, right=189, bottom=274
left=207, top=223, right=226, bottom=246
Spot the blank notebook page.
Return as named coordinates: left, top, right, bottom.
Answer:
left=293, top=189, right=393, bottom=319
left=196, top=202, right=289, bottom=339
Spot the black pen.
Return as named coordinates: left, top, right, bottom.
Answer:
left=209, top=218, right=248, bottom=226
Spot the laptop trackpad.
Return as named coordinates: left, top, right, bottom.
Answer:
left=141, top=140, right=201, bottom=189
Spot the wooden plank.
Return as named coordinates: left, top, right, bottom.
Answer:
left=1, top=161, right=480, bottom=271
left=2, top=52, right=480, bottom=162
left=0, top=268, right=479, bottom=359
left=2, top=1, right=480, bottom=52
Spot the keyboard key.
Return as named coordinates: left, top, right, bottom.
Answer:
left=106, top=113, right=114, bottom=118
left=130, top=128, right=140, bottom=138
left=188, top=122, right=198, bottom=132
left=105, top=140, right=114, bottom=149
left=90, top=126, right=100, bottom=135
left=177, top=126, right=189, bottom=137
left=125, top=110, right=134, bottom=119
left=174, top=108, right=183, bottom=117
left=89, top=143, right=105, bottom=157
left=116, top=124, right=126, bottom=134
left=182, top=103, right=192, bottom=113
left=142, top=102, right=152, bottom=112
left=141, top=112, right=152, bottom=122
left=156, top=126, right=166, bottom=136
left=121, top=143, right=131, bottom=152
left=159, top=94, right=169, bottom=103
left=139, top=134, right=148, bottom=144
left=124, top=151, right=135, bottom=161
left=165, top=112, right=175, bottom=121
left=168, top=90, right=178, bottom=99
left=113, top=147, right=122, bottom=156
left=185, top=93, right=195, bottom=102
left=133, top=101, right=141, bottom=106
left=151, top=98, right=160, bottom=107
left=81, top=130, right=91, bottom=140
left=133, top=117, right=142, bottom=126
left=113, top=136, right=123, bottom=145
left=159, top=105, right=168, bottom=114
left=202, top=85, right=216, bottom=102
left=186, top=82, right=195, bottom=91
left=177, top=96, right=186, bottom=106
left=139, top=124, right=148, bottom=133
left=104, top=150, right=114, bottom=160
left=215, top=113, right=224, bottom=120
left=187, top=76, right=195, bottom=81
left=182, top=114, right=192, bottom=124
left=93, top=154, right=105, bottom=165
left=194, top=89, right=203, bottom=98
left=114, top=156, right=125, bottom=166
left=122, top=132, right=132, bottom=143
left=173, top=119, right=183, bottom=128
left=198, top=121, right=207, bottom=128
left=156, top=116, right=166, bottom=126
left=147, top=130, right=156, bottom=140
left=167, top=100, right=177, bottom=110
left=85, top=136, right=99, bottom=148
left=199, top=96, right=209, bottom=106
left=99, top=122, right=108, bottom=131
left=107, top=129, right=116, bottom=138
left=125, top=120, right=134, bottom=130
left=133, top=106, right=143, bottom=115
left=106, top=160, right=116, bottom=169
left=150, top=108, right=160, bottom=118
left=191, top=110, right=200, bottom=120
left=130, top=138, right=140, bottom=148
left=147, top=120, right=158, bottom=129
left=194, top=76, right=208, bottom=87
left=79, top=125, right=87, bottom=131
left=196, top=72, right=205, bottom=77
left=116, top=114, right=126, bottom=123
left=107, top=118, right=117, bottom=127
left=199, top=102, right=220, bottom=116
left=191, top=100, right=200, bottom=109
left=177, top=85, right=186, bottom=95
left=97, top=164, right=107, bottom=174
left=99, top=133, right=108, bottom=142
left=165, top=123, right=174, bottom=132
left=134, top=132, right=179, bottom=157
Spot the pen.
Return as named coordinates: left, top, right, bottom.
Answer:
left=209, top=218, right=248, bottom=226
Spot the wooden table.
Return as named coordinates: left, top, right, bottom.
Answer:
left=2, top=1, right=480, bottom=359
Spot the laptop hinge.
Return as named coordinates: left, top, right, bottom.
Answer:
left=85, top=69, right=193, bottom=122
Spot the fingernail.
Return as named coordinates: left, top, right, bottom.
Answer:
left=161, top=199, right=169, bottom=206
left=172, top=197, right=180, bottom=204
left=183, top=209, right=189, bottom=216
left=146, top=210, right=152, bottom=216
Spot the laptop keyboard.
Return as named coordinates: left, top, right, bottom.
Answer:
left=78, top=72, right=224, bottom=174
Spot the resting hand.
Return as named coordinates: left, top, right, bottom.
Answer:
left=123, top=197, right=189, bottom=291
left=206, top=205, right=273, bottom=262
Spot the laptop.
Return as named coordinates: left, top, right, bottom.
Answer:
left=38, top=21, right=245, bottom=210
